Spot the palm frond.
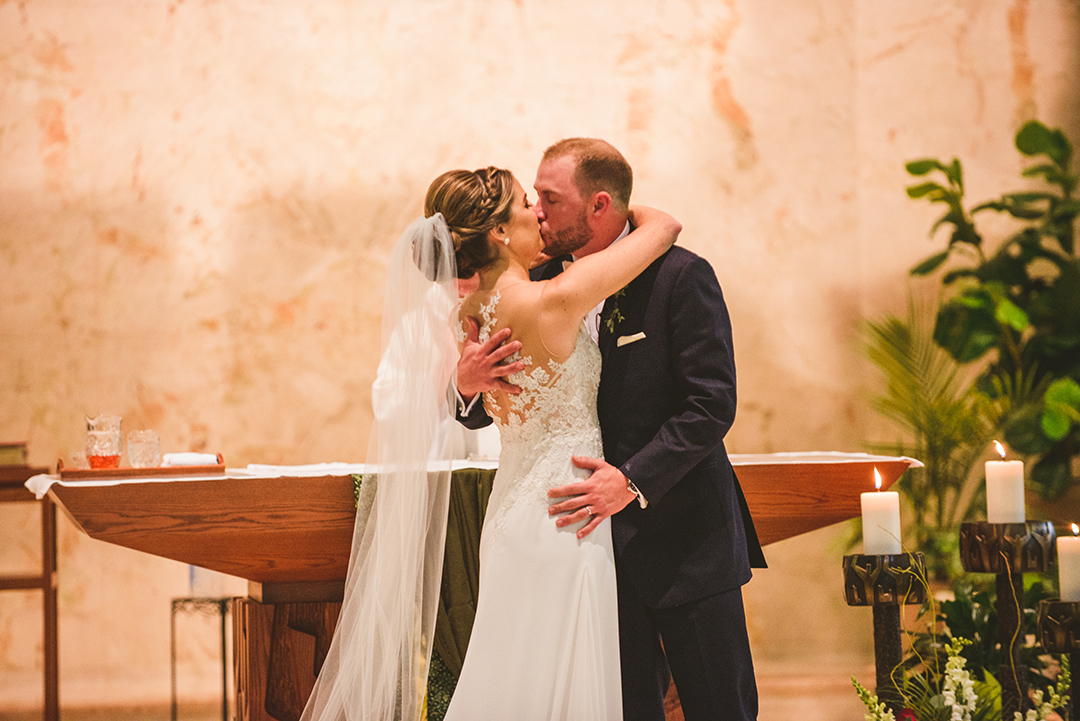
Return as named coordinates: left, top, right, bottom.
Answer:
left=864, top=298, right=1003, bottom=577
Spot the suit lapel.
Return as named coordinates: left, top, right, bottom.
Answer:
left=599, top=250, right=670, bottom=359
left=599, top=280, right=641, bottom=359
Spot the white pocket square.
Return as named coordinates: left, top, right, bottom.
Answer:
left=616, top=332, right=646, bottom=347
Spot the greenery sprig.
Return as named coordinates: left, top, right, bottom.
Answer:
left=603, top=287, right=627, bottom=334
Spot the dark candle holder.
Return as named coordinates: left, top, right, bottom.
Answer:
left=1037, top=599, right=1079, bottom=717
left=843, top=552, right=927, bottom=714
left=959, top=521, right=1056, bottom=719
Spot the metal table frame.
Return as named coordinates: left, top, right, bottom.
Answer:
left=170, top=596, right=231, bottom=721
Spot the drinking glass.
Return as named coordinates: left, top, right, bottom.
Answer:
left=127, top=430, right=161, bottom=468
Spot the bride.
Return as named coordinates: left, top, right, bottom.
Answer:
left=301, top=166, right=680, bottom=721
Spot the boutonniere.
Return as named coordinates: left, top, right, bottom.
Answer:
left=603, top=286, right=628, bottom=334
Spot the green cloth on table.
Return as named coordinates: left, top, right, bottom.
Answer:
left=432, top=467, right=495, bottom=676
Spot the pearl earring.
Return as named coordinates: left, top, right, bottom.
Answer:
left=503, top=237, right=511, bottom=246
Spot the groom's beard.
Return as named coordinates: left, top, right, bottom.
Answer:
left=541, top=209, right=591, bottom=258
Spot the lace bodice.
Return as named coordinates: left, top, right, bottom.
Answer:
left=456, top=291, right=604, bottom=539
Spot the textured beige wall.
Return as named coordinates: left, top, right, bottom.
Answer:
left=2, top=0, right=1078, bottom=712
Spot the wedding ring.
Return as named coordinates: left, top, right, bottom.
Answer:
left=585, top=506, right=593, bottom=516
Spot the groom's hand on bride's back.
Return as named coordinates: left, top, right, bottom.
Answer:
left=457, top=316, right=525, bottom=399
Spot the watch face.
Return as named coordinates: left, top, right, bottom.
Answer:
left=626, top=480, right=647, bottom=508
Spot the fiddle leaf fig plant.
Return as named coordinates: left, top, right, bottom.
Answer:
left=905, top=120, right=1080, bottom=498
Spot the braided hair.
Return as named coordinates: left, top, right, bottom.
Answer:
left=424, top=167, right=515, bottom=278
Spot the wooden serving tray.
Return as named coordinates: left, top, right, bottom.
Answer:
left=58, top=454, right=225, bottom=480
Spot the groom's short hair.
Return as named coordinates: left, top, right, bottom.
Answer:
left=542, top=138, right=633, bottom=212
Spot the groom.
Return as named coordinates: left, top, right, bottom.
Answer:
left=456, top=138, right=765, bottom=721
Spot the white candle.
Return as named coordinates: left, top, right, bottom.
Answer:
left=985, top=441, right=1025, bottom=523
left=862, top=468, right=902, bottom=555
left=1059, top=524, right=1080, bottom=603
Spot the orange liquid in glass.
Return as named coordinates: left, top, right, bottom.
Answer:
left=88, top=454, right=120, bottom=469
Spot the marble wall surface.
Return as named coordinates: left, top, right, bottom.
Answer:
left=2, top=0, right=1077, bottom=712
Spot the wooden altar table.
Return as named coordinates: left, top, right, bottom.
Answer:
left=29, top=452, right=919, bottom=721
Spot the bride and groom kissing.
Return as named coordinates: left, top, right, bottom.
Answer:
left=304, top=138, right=766, bottom=721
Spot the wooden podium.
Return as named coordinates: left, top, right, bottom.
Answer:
left=42, top=453, right=917, bottom=721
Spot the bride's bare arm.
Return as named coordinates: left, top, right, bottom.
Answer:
left=543, top=205, right=681, bottom=323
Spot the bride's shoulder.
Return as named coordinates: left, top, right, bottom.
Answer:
left=460, top=282, right=544, bottom=321
left=456, top=288, right=512, bottom=342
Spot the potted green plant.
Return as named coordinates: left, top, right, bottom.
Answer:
left=904, top=120, right=1080, bottom=500
left=864, top=121, right=1080, bottom=579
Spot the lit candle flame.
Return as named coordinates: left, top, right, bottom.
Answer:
left=874, top=467, right=882, bottom=491
left=1072, top=523, right=1078, bottom=536
left=993, top=440, right=1006, bottom=459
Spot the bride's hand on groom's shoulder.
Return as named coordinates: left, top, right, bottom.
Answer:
left=457, top=317, right=525, bottom=398
left=547, top=457, right=636, bottom=539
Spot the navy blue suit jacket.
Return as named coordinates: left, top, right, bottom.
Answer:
left=461, top=246, right=764, bottom=609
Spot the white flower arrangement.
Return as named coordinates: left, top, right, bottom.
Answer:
left=1014, top=655, right=1071, bottom=721
left=855, top=635, right=1072, bottom=721
left=941, top=637, right=977, bottom=721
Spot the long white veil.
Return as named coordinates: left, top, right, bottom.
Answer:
left=301, top=213, right=459, bottom=721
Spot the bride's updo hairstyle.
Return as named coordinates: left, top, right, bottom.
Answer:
left=424, top=166, right=515, bottom=279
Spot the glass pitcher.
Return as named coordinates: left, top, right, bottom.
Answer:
left=85, top=414, right=122, bottom=469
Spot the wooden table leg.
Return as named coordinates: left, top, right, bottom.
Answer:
left=234, top=598, right=342, bottom=721
left=42, top=495, right=59, bottom=721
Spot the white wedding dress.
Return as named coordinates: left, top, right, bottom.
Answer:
left=444, top=293, right=622, bottom=720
